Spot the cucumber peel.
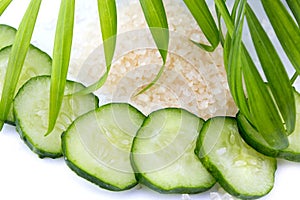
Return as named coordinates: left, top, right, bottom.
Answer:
left=14, top=76, right=98, bottom=158
left=196, top=117, right=276, bottom=199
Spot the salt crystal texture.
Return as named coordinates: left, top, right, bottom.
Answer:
left=69, top=0, right=237, bottom=119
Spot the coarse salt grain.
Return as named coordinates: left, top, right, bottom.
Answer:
left=70, top=0, right=237, bottom=119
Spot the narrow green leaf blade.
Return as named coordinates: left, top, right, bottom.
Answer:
left=138, top=0, right=169, bottom=94
left=0, top=0, right=41, bottom=130
left=183, top=0, right=219, bottom=51
left=214, top=0, right=235, bottom=35
left=98, top=0, right=117, bottom=68
left=47, top=0, right=75, bottom=135
left=219, top=0, right=249, bottom=118
left=134, top=64, right=165, bottom=96
left=225, top=35, right=250, bottom=118
left=286, top=0, right=300, bottom=26
left=246, top=4, right=295, bottom=134
left=242, top=49, right=289, bottom=149
left=231, top=0, right=241, bottom=21
left=215, top=3, right=225, bottom=45
left=262, top=0, right=300, bottom=75
left=217, top=0, right=289, bottom=149
left=70, top=0, right=117, bottom=96
left=0, top=0, right=12, bottom=15
left=191, top=40, right=216, bottom=52
left=140, top=0, right=169, bottom=63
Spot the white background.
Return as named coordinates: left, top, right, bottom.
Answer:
left=0, top=0, right=299, bottom=199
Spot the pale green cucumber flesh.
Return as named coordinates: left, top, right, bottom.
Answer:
left=197, top=117, right=276, bottom=199
left=0, top=24, right=16, bottom=50
left=62, top=103, right=145, bottom=191
left=131, top=108, right=216, bottom=194
left=0, top=45, right=52, bottom=124
left=14, top=76, right=98, bottom=158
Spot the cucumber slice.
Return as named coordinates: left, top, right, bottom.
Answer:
left=62, top=103, right=145, bottom=191
left=237, top=112, right=279, bottom=157
left=237, top=89, right=300, bottom=162
left=0, top=24, right=16, bottom=50
left=14, top=76, right=98, bottom=158
left=131, top=108, right=216, bottom=194
left=0, top=45, right=52, bottom=124
left=278, top=89, right=300, bottom=161
left=196, top=117, right=276, bottom=199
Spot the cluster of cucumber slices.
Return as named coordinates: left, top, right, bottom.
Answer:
left=1, top=24, right=300, bottom=199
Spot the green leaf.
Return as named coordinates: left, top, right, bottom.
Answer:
left=286, top=0, right=300, bottom=26
left=223, top=0, right=241, bottom=66
left=216, top=0, right=249, bottom=118
left=214, top=0, right=235, bottom=35
left=140, top=0, right=168, bottom=62
left=98, top=0, right=117, bottom=67
left=216, top=6, right=225, bottom=46
left=218, top=0, right=289, bottom=149
left=290, top=72, right=298, bottom=85
left=71, top=0, right=117, bottom=96
left=262, top=0, right=300, bottom=76
left=225, top=35, right=250, bottom=118
left=0, top=0, right=12, bottom=15
left=47, top=0, right=75, bottom=135
left=137, top=0, right=169, bottom=95
left=242, top=49, right=289, bottom=150
left=134, top=64, right=165, bottom=96
left=0, top=0, right=41, bottom=130
left=246, top=4, right=295, bottom=134
left=183, top=0, right=219, bottom=51
left=231, top=0, right=241, bottom=21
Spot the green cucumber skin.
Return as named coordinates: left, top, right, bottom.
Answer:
left=131, top=108, right=215, bottom=194
left=63, top=157, right=138, bottom=191
left=15, top=117, right=61, bottom=158
left=14, top=76, right=99, bottom=159
left=200, top=155, right=275, bottom=200
left=62, top=126, right=138, bottom=192
left=236, top=112, right=280, bottom=158
left=1, top=44, right=52, bottom=125
left=197, top=117, right=276, bottom=199
left=132, top=168, right=215, bottom=194
left=237, top=109, right=300, bottom=162
left=62, top=103, right=145, bottom=191
left=278, top=151, right=300, bottom=162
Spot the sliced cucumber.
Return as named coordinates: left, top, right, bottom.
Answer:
left=0, top=45, right=52, bottom=124
left=237, top=89, right=300, bottom=162
left=131, top=108, right=216, bottom=194
left=62, top=103, right=145, bottom=191
left=278, top=89, right=300, bottom=161
left=14, top=76, right=98, bottom=158
left=196, top=117, right=276, bottom=199
left=0, top=24, right=16, bottom=50
left=237, top=113, right=279, bottom=157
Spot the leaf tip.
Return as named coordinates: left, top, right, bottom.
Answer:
left=0, top=121, right=4, bottom=131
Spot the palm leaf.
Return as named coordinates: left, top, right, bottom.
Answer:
left=286, top=0, right=300, bottom=26
left=74, top=0, right=117, bottom=95
left=0, top=0, right=41, bottom=130
left=218, top=0, right=289, bottom=149
left=262, top=0, right=300, bottom=76
left=183, top=0, right=219, bottom=51
left=246, top=4, right=295, bottom=134
left=0, top=0, right=12, bottom=15
left=136, top=0, right=169, bottom=95
left=47, top=0, right=75, bottom=135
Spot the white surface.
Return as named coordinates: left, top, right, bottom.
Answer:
left=0, top=0, right=300, bottom=200
left=0, top=123, right=300, bottom=200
